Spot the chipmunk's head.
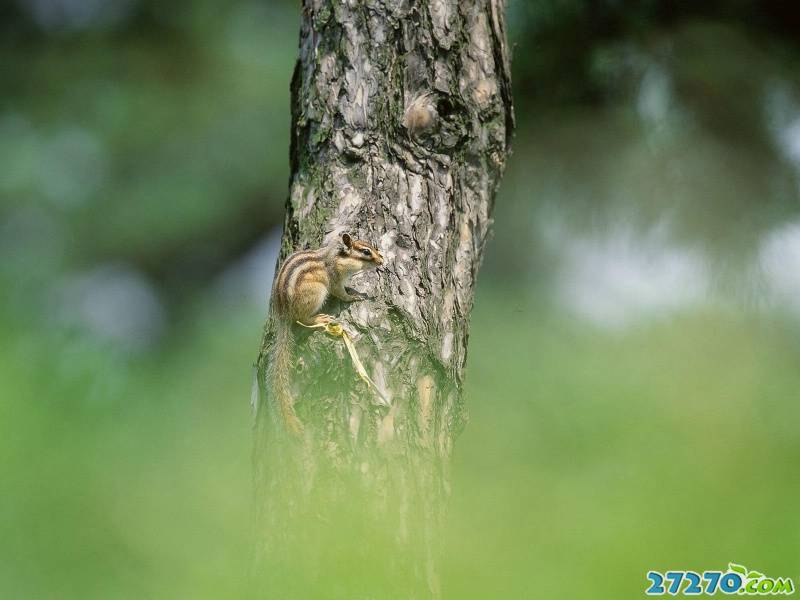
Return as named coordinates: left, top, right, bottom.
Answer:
left=339, top=232, right=383, bottom=270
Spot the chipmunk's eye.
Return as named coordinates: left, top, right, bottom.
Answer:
left=361, top=248, right=372, bottom=257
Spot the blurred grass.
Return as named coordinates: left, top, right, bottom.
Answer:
left=0, top=305, right=256, bottom=599
left=3, top=285, right=800, bottom=598
left=447, top=289, right=800, bottom=598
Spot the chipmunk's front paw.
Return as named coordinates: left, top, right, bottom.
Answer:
left=345, top=287, right=369, bottom=301
left=297, top=314, right=343, bottom=337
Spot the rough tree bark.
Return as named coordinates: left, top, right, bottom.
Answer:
left=253, top=0, right=512, bottom=597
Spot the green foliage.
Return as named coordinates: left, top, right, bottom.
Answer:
left=0, top=1, right=298, bottom=282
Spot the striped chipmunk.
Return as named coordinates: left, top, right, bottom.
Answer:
left=270, top=232, right=384, bottom=434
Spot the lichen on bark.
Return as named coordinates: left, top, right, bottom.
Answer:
left=253, top=0, right=513, bottom=596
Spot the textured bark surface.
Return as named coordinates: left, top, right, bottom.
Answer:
left=253, top=0, right=512, bottom=596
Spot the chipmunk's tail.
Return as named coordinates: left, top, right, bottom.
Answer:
left=271, top=320, right=304, bottom=435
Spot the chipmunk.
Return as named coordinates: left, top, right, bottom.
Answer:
left=270, top=232, right=384, bottom=434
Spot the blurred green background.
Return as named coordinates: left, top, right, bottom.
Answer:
left=2, top=0, right=800, bottom=597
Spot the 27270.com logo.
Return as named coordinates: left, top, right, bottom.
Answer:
left=646, top=563, right=795, bottom=595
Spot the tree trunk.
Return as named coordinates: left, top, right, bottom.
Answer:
left=253, top=0, right=512, bottom=597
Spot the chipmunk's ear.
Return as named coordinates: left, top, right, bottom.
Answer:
left=341, top=232, right=353, bottom=249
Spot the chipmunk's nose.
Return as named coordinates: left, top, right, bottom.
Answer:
left=375, top=252, right=384, bottom=265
